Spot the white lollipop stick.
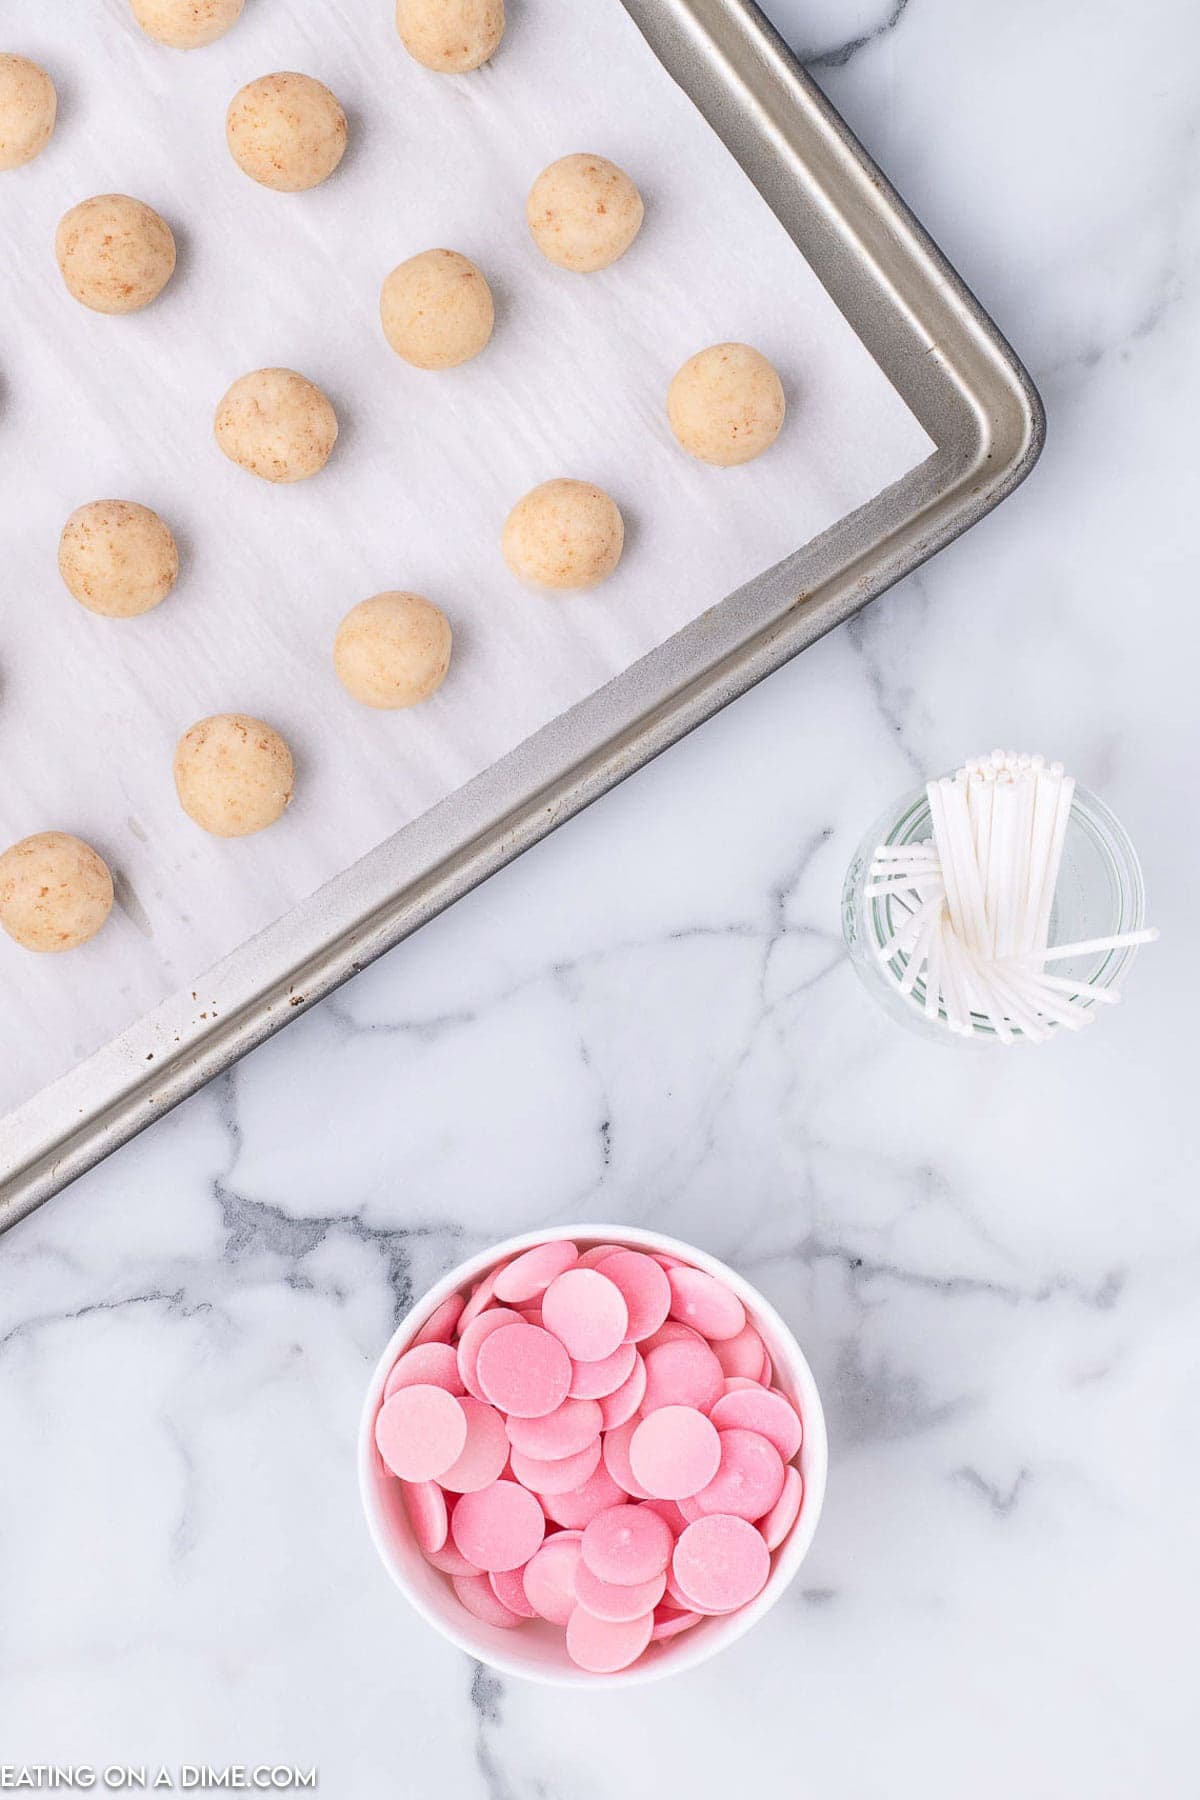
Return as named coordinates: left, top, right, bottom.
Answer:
left=1033, top=773, right=1075, bottom=953
left=1035, top=928, right=1159, bottom=963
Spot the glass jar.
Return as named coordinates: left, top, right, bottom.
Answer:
left=841, top=777, right=1147, bottom=1044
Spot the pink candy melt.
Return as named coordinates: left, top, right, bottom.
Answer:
left=505, top=1396, right=602, bottom=1460
left=629, top=1406, right=721, bottom=1500
left=493, top=1240, right=580, bottom=1304
left=451, top=1480, right=545, bottom=1572
left=694, top=1429, right=786, bottom=1522
left=709, top=1388, right=803, bottom=1461
left=375, top=1236, right=807, bottom=1674
left=594, top=1249, right=672, bottom=1342
left=452, top=1572, right=523, bottom=1629
left=522, top=1533, right=583, bottom=1623
left=641, top=1337, right=725, bottom=1414
left=568, top=1340, right=638, bottom=1400
left=565, top=1605, right=655, bottom=1673
left=384, top=1342, right=464, bottom=1400
left=401, top=1480, right=448, bottom=1554
left=667, top=1267, right=746, bottom=1341
left=475, top=1323, right=572, bottom=1418
left=672, top=1515, right=770, bottom=1613
left=582, top=1504, right=673, bottom=1585
left=375, top=1386, right=467, bottom=1482
left=439, top=1395, right=511, bottom=1494
left=542, top=1269, right=629, bottom=1362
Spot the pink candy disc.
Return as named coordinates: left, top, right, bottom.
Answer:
left=581, top=1503, right=673, bottom=1586
left=424, top=1538, right=481, bottom=1577
left=565, top=1605, right=654, bottom=1673
left=457, top=1306, right=523, bottom=1403
left=598, top=1354, right=646, bottom=1431
left=456, top=1265, right=505, bottom=1336
left=475, top=1323, right=572, bottom=1419
left=439, top=1395, right=511, bottom=1494
left=594, top=1249, right=672, bottom=1343
left=493, top=1240, right=580, bottom=1305
left=451, top=1480, right=546, bottom=1573
left=522, top=1532, right=583, bottom=1623
left=573, top=1561, right=666, bottom=1623
left=667, top=1266, right=747, bottom=1342
left=452, top=1572, right=523, bottom=1629
left=567, top=1340, right=638, bottom=1400
left=542, top=1269, right=629, bottom=1363
left=651, top=1604, right=703, bottom=1641
left=709, top=1388, right=803, bottom=1462
left=401, top=1480, right=448, bottom=1554
left=576, top=1243, right=624, bottom=1269
left=761, top=1465, right=804, bottom=1552
left=509, top=1439, right=602, bottom=1496
left=672, top=1515, right=771, bottom=1614
left=629, top=1406, right=722, bottom=1500
left=640, top=1320, right=702, bottom=1354
left=641, top=1337, right=725, bottom=1415
left=489, top=1565, right=539, bottom=1619
left=601, top=1420, right=653, bottom=1499
left=676, top=1494, right=705, bottom=1525
left=639, top=1496, right=688, bottom=1537
left=711, top=1322, right=766, bottom=1380
left=413, top=1293, right=465, bottom=1346
left=375, top=1386, right=467, bottom=1482
left=722, top=1376, right=760, bottom=1395
left=539, top=1462, right=626, bottom=1530
left=694, top=1429, right=786, bottom=1523
left=505, top=1396, right=602, bottom=1461
left=384, top=1342, right=465, bottom=1400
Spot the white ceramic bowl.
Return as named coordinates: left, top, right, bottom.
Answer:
left=358, top=1224, right=828, bottom=1687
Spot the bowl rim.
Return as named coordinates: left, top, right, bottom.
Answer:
left=358, top=1222, right=828, bottom=1688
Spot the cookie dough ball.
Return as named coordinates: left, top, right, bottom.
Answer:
left=380, top=249, right=495, bottom=371
left=174, top=714, right=294, bottom=838
left=56, top=194, right=176, bottom=315
left=527, top=154, right=644, bottom=274
left=334, top=592, right=453, bottom=709
left=130, top=0, right=245, bottom=49
left=214, top=367, right=338, bottom=483
left=226, top=72, right=347, bottom=192
left=0, top=833, right=113, bottom=954
left=58, top=500, right=179, bottom=619
left=396, top=0, right=505, bottom=72
left=0, top=54, right=56, bottom=170
left=667, top=342, right=786, bottom=467
left=502, top=480, right=625, bottom=592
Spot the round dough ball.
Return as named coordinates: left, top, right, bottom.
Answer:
left=0, top=53, right=56, bottom=171
left=380, top=249, right=495, bottom=371
left=214, top=367, right=338, bottom=484
left=395, top=0, right=505, bottom=73
left=527, top=154, right=644, bottom=274
left=334, top=592, right=453, bottom=709
left=58, top=500, right=179, bottom=619
left=130, top=0, right=245, bottom=49
left=502, top=480, right=625, bottom=592
left=55, top=193, right=176, bottom=315
left=173, top=714, right=294, bottom=838
left=667, top=342, right=786, bottom=467
left=0, top=833, right=113, bottom=954
left=226, top=71, right=347, bottom=192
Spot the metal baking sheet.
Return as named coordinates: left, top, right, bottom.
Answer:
left=0, top=0, right=1043, bottom=1227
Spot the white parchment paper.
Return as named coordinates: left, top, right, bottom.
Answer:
left=0, top=0, right=931, bottom=1114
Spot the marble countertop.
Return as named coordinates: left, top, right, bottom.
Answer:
left=2, top=1, right=1195, bottom=1795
